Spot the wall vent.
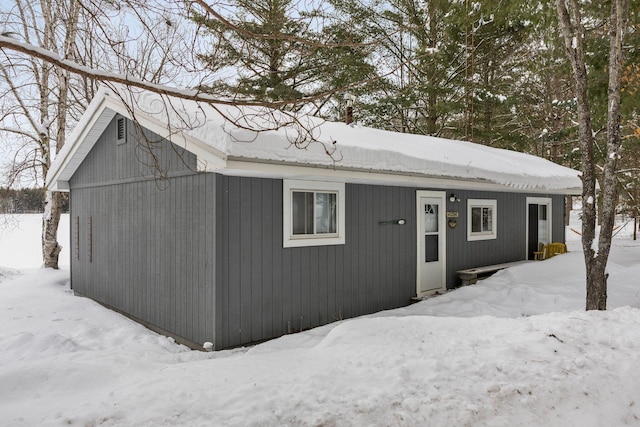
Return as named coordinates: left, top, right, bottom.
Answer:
left=116, top=117, right=126, bottom=144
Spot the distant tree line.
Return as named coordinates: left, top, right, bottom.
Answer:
left=0, top=187, right=68, bottom=214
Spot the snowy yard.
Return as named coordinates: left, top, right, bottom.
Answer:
left=2, top=213, right=640, bottom=426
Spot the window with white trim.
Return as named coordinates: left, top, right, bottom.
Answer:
left=467, top=199, right=497, bottom=241
left=283, top=180, right=345, bottom=248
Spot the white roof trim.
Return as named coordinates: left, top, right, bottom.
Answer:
left=47, top=97, right=116, bottom=191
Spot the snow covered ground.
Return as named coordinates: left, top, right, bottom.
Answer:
left=1, top=213, right=640, bottom=426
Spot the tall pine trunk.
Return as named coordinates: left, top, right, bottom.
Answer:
left=556, top=0, right=629, bottom=310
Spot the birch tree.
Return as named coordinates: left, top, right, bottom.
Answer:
left=0, top=0, right=185, bottom=268
left=556, top=0, right=631, bottom=310
left=0, top=0, right=87, bottom=268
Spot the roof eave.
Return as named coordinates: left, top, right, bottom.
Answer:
left=224, top=157, right=583, bottom=195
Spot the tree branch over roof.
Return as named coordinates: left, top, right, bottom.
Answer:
left=1, top=34, right=299, bottom=108
left=0, top=33, right=391, bottom=113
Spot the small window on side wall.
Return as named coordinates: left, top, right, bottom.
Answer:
left=116, top=117, right=126, bottom=145
left=467, top=199, right=497, bottom=241
left=283, top=180, right=345, bottom=248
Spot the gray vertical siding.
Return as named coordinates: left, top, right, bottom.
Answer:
left=443, top=191, right=566, bottom=287
left=215, top=177, right=417, bottom=349
left=70, top=175, right=216, bottom=347
left=551, top=195, right=566, bottom=243
left=69, top=116, right=216, bottom=347
left=70, top=115, right=197, bottom=185
left=215, top=179, right=568, bottom=348
left=69, top=115, right=568, bottom=350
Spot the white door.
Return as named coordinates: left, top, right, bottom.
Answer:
left=416, top=191, right=446, bottom=296
left=526, top=197, right=552, bottom=260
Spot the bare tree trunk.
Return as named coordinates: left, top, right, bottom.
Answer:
left=42, top=191, right=63, bottom=268
left=41, top=0, right=79, bottom=269
left=590, top=0, right=630, bottom=309
left=556, top=0, right=629, bottom=310
left=556, top=0, right=600, bottom=308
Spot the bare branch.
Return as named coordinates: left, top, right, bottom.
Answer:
left=0, top=34, right=372, bottom=110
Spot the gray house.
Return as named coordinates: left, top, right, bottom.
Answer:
left=48, top=87, right=581, bottom=350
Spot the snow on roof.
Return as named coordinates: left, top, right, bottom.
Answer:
left=48, top=86, right=582, bottom=194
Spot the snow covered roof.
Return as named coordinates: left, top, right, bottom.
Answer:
left=48, top=86, right=582, bottom=194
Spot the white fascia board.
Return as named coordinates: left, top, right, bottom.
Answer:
left=47, top=97, right=117, bottom=191
left=223, top=158, right=583, bottom=195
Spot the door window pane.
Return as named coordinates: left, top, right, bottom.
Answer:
left=538, top=204, right=549, bottom=244
left=539, top=205, right=547, bottom=220
left=424, top=204, right=438, bottom=233
left=425, top=235, right=439, bottom=262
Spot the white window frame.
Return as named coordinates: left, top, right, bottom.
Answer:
left=283, top=180, right=345, bottom=248
left=467, top=199, right=497, bottom=241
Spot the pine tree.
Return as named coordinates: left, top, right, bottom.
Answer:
left=193, top=0, right=374, bottom=113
